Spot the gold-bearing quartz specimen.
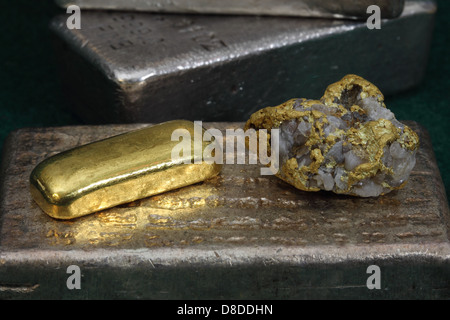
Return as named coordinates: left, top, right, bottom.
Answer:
left=244, top=74, right=419, bottom=197
left=30, top=120, right=222, bottom=219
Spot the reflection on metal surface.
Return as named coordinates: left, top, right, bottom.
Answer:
left=64, top=182, right=220, bottom=246
left=50, top=1, right=436, bottom=124
left=29, top=120, right=222, bottom=220
left=55, top=0, right=405, bottom=19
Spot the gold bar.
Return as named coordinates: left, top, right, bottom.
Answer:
left=29, top=120, right=222, bottom=220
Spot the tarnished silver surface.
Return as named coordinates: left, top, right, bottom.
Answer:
left=55, top=0, right=405, bottom=19
left=50, top=1, right=436, bottom=124
left=0, top=122, right=449, bottom=299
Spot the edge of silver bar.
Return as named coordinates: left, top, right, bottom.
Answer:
left=55, top=0, right=405, bottom=20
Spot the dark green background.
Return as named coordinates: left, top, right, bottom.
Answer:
left=0, top=1, right=449, bottom=202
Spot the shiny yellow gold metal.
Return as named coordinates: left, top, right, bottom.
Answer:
left=30, top=120, right=222, bottom=220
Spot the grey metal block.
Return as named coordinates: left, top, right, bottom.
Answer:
left=55, top=0, right=405, bottom=19
left=0, top=122, right=449, bottom=299
left=49, top=1, right=436, bottom=124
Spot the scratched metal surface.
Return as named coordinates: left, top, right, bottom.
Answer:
left=55, top=0, right=405, bottom=19
left=0, top=122, right=449, bottom=299
left=49, top=1, right=436, bottom=124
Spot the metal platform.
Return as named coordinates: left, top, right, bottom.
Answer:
left=0, top=121, right=448, bottom=299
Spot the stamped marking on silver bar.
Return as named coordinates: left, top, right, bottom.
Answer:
left=95, top=14, right=228, bottom=53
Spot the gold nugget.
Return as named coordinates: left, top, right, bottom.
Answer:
left=245, top=75, right=419, bottom=197
left=30, top=120, right=222, bottom=219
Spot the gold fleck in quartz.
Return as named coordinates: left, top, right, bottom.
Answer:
left=245, top=74, right=420, bottom=197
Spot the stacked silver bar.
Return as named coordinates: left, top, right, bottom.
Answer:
left=50, top=0, right=435, bottom=123
left=56, top=0, right=405, bottom=19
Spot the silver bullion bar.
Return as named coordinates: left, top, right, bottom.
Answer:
left=0, top=122, right=449, bottom=299
left=50, top=0, right=436, bottom=124
left=55, top=0, right=405, bottom=19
